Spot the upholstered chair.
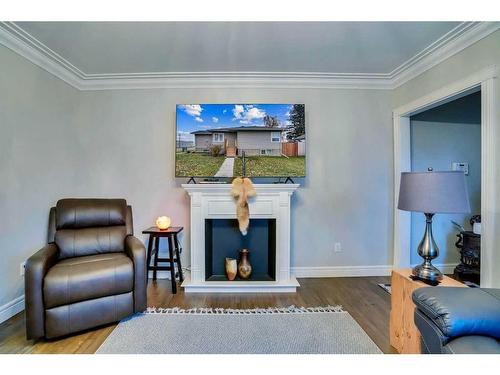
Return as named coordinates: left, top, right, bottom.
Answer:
left=25, top=199, right=147, bottom=340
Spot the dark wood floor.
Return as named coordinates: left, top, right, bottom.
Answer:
left=0, top=276, right=396, bottom=354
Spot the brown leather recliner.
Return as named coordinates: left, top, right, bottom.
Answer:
left=25, top=198, right=147, bottom=340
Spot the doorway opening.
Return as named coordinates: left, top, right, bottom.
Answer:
left=409, top=89, right=481, bottom=284
left=392, top=67, right=497, bottom=287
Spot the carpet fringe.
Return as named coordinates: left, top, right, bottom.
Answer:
left=144, top=305, right=344, bottom=315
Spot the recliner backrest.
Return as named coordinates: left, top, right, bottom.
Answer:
left=56, top=198, right=127, bottom=229
left=52, top=199, right=132, bottom=259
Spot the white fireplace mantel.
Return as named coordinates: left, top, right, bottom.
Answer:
left=181, top=183, right=300, bottom=293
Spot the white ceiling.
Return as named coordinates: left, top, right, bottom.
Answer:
left=15, top=22, right=461, bottom=75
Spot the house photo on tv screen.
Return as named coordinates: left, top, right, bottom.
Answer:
left=175, top=104, right=305, bottom=178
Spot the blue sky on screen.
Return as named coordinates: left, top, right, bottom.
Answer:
left=176, top=104, right=294, bottom=142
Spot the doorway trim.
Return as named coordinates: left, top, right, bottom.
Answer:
left=392, top=65, right=498, bottom=287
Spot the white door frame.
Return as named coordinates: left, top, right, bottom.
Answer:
left=392, top=66, right=498, bottom=287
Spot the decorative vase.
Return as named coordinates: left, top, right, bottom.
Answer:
left=225, top=258, right=237, bottom=281
left=237, top=249, right=252, bottom=279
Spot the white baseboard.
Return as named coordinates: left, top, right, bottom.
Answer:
left=411, top=263, right=458, bottom=275
left=156, top=266, right=394, bottom=279
left=0, top=295, right=24, bottom=324
left=291, top=265, right=392, bottom=278
left=291, top=263, right=458, bottom=278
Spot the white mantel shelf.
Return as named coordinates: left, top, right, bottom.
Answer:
left=181, top=183, right=300, bottom=293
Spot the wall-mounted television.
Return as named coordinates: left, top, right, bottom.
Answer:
left=175, top=104, right=305, bottom=178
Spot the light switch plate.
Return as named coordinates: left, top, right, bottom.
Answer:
left=20, top=261, right=26, bottom=277
left=452, top=162, right=469, bottom=176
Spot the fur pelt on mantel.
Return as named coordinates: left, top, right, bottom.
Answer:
left=231, top=177, right=256, bottom=235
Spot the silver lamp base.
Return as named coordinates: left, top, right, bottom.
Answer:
left=412, top=260, right=443, bottom=282
left=413, top=213, right=443, bottom=282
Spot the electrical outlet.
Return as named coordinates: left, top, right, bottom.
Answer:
left=334, top=242, right=342, bottom=252
left=20, top=261, right=26, bottom=277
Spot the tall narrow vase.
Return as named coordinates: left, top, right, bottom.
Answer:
left=225, top=258, right=237, bottom=281
left=238, top=249, right=252, bottom=279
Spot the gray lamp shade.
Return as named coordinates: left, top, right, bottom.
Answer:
left=398, top=171, right=471, bottom=214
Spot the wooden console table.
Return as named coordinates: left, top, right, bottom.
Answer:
left=389, top=269, right=466, bottom=354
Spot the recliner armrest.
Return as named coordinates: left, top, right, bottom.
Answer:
left=412, top=287, right=500, bottom=339
left=125, top=235, right=147, bottom=312
left=25, top=243, right=59, bottom=340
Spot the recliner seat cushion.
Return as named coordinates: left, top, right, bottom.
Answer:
left=55, top=226, right=127, bottom=259
left=56, top=198, right=127, bottom=230
left=43, top=253, right=133, bottom=308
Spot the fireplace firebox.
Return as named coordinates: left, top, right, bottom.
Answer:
left=205, top=219, right=276, bottom=281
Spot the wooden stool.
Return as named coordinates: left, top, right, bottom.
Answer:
left=142, top=226, right=184, bottom=294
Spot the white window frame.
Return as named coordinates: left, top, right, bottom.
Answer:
left=212, top=133, right=224, bottom=143
left=270, top=131, right=281, bottom=143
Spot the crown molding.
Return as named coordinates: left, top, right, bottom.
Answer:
left=78, top=73, right=393, bottom=90
left=390, top=21, right=500, bottom=88
left=1, top=21, right=499, bottom=91
left=0, top=22, right=84, bottom=90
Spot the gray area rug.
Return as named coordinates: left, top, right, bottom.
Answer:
left=96, top=306, right=382, bottom=354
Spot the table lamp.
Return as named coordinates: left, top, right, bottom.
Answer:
left=398, top=170, right=470, bottom=283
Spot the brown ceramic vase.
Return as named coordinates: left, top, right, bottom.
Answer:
left=237, top=249, right=252, bottom=279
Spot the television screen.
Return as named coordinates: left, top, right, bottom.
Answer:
left=175, top=104, right=305, bottom=178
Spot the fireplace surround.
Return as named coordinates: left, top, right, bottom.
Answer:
left=181, top=183, right=300, bottom=292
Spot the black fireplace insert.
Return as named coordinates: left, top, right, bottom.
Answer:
left=205, top=218, right=276, bottom=281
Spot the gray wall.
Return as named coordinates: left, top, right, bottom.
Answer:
left=410, top=120, right=481, bottom=265
left=0, top=43, right=393, bottom=309
left=0, top=45, right=81, bottom=307
left=75, top=88, right=393, bottom=274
